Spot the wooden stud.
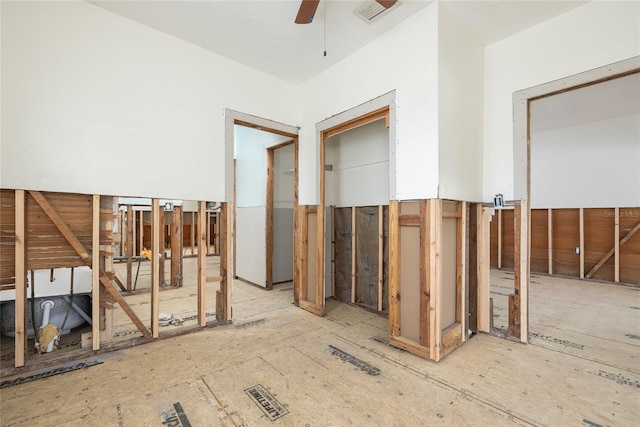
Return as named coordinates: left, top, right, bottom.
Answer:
left=519, top=199, right=530, bottom=343
left=151, top=199, right=160, bottom=338
left=586, top=218, right=640, bottom=279
left=293, top=138, right=300, bottom=306
left=388, top=200, right=400, bottom=338
left=497, top=209, right=502, bottom=269
left=119, top=210, right=125, bottom=257
left=419, top=200, right=430, bottom=348
left=266, top=148, right=274, bottom=290
left=14, top=190, right=26, bottom=367
left=198, top=201, right=207, bottom=326
left=615, top=207, right=620, bottom=283
left=378, top=205, right=384, bottom=312
left=139, top=210, right=144, bottom=255
left=316, top=135, right=326, bottom=314
left=170, top=205, right=183, bottom=287
left=351, top=206, right=356, bottom=304
left=429, top=200, right=442, bottom=361
left=217, top=202, right=232, bottom=321
left=92, top=195, right=101, bottom=350
left=459, top=202, right=467, bottom=337
left=299, top=206, right=309, bottom=303
left=159, top=207, right=165, bottom=286
left=126, top=205, right=133, bottom=292
left=190, top=212, right=195, bottom=255
left=206, top=211, right=211, bottom=255
left=548, top=209, right=553, bottom=275
left=477, top=206, right=491, bottom=333
left=579, top=208, right=585, bottom=279
left=510, top=204, right=522, bottom=339
left=132, top=206, right=137, bottom=259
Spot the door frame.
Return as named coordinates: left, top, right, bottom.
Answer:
left=504, top=56, right=640, bottom=343
left=266, top=139, right=298, bottom=289
left=224, top=109, right=299, bottom=291
left=300, top=91, right=396, bottom=316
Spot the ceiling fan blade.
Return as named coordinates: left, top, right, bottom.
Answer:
left=376, top=0, right=397, bottom=8
left=295, top=0, right=320, bottom=24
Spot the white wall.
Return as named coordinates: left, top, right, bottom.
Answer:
left=235, top=126, right=267, bottom=208
left=437, top=4, right=484, bottom=202
left=1, top=1, right=297, bottom=201
left=483, top=0, right=640, bottom=202
left=531, top=113, right=640, bottom=208
left=325, top=118, right=389, bottom=207
left=297, top=3, right=439, bottom=204
left=235, top=206, right=266, bottom=286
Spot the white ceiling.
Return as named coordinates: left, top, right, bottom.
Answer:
left=90, top=0, right=591, bottom=84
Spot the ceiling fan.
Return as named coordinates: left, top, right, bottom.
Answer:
left=295, top=0, right=398, bottom=24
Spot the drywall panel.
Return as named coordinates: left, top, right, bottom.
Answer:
left=1, top=1, right=297, bottom=201
left=297, top=3, right=439, bottom=204
left=437, top=5, right=484, bottom=202
left=399, top=225, right=420, bottom=343
left=325, top=119, right=389, bottom=207
left=441, top=217, right=457, bottom=329
left=483, top=1, right=640, bottom=202
left=531, top=114, right=640, bottom=208
left=273, top=208, right=294, bottom=283
left=235, top=207, right=266, bottom=287
left=272, top=144, right=295, bottom=283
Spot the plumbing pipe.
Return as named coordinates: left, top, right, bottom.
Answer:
left=39, top=300, right=56, bottom=353
left=40, top=300, right=55, bottom=328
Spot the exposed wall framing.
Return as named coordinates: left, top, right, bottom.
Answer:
left=0, top=189, right=232, bottom=370
left=331, top=205, right=389, bottom=312
left=389, top=199, right=470, bottom=362
left=490, top=207, right=640, bottom=284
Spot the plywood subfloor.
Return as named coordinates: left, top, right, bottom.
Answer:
left=2, top=272, right=639, bottom=426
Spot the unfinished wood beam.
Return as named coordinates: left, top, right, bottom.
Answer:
left=477, top=206, right=491, bottom=333
left=14, top=190, right=26, bottom=367
left=586, top=217, right=640, bottom=279
left=510, top=204, right=522, bottom=339
left=429, top=200, right=442, bottom=361
left=266, top=148, right=274, bottom=290
left=92, top=195, right=101, bottom=351
left=132, top=207, right=137, bottom=260
left=579, top=208, right=585, bottom=279
left=126, top=205, right=133, bottom=292
left=300, top=206, right=309, bottom=303
left=458, top=202, right=467, bottom=337
left=139, top=210, right=144, bottom=255
left=378, top=205, right=384, bottom=312
left=519, top=200, right=529, bottom=343
left=389, top=200, right=400, bottom=338
left=215, top=202, right=232, bottom=322
left=207, top=211, right=211, bottom=256
left=190, top=212, right=195, bottom=255
left=171, top=205, right=183, bottom=287
left=497, top=209, right=502, bottom=269
left=159, top=207, right=166, bottom=287
left=615, top=207, right=620, bottom=283
left=198, top=201, right=207, bottom=326
left=419, top=200, right=430, bottom=348
left=351, top=206, right=356, bottom=304
left=548, top=209, right=553, bottom=275
left=151, top=199, right=160, bottom=338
